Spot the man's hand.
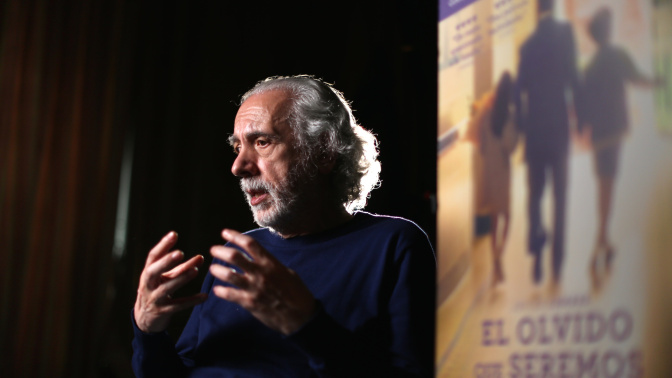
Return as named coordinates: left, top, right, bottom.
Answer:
left=134, top=231, right=207, bottom=333
left=209, top=229, right=316, bottom=335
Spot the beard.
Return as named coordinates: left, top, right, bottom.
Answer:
left=239, top=163, right=311, bottom=232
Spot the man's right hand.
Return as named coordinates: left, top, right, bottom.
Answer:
left=134, top=231, right=207, bottom=333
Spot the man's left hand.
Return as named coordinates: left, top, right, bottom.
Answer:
left=209, top=229, right=316, bottom=335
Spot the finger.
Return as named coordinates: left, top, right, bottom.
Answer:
left=163, top=292, right=208, bottom=313
left=143, top=250, right=185, bottom=285
left=210, top=264, right=251, bottom=289
left=146, top=231, right=179, bottom=267
left=163, top=254, right=206, bottom=280
left=212, top=285, right=250, bottom=307
left=221, top=229, right=271, bottom=263
left=210, top=245, right=256, bottom=273
left=158, top=266, right=201, bottom=297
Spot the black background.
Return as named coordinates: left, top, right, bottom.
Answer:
left=108, top=1, right=437, bottom=375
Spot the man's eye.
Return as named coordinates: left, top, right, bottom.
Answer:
left=232, top=145, right=241, bottom=154
left=256, top=139, right=270, bottom=147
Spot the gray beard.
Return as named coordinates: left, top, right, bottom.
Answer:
left=239, top=164, right=311, bottom=233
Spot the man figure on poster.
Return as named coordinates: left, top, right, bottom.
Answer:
left=515, top=0, right=581, bottom=284
left=131, top=75, right=436, bottom=377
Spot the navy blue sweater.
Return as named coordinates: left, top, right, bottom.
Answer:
left=132, top=212, right=436, bottom=377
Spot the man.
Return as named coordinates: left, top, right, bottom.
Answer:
left=131, top=76, right=436, bottom=377
left=515, top=0, right=580, bottom=284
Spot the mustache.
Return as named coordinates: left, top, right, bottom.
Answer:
left=240, top=177, right=274, bottom=193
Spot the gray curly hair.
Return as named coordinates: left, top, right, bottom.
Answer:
left=240, top=75, right=381, bottom=212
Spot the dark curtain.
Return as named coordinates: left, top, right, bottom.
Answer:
left=0, top=0, right=128, bottom=376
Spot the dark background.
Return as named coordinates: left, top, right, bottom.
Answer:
left=1, top=1, right=437, bottom=376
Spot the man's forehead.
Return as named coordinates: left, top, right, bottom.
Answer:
left=233, top=90, right=293, bottom=138
left=237, top=90, right=291, bottom=120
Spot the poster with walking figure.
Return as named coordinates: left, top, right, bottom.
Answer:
left=436, top=0, right=672, bottom=376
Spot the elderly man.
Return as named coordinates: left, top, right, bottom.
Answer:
left=131, top=76, right=436, bottom=377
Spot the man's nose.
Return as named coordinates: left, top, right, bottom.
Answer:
left=231, top=148, right=258, bottom=177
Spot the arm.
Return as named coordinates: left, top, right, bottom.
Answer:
left=501, top=115, right=519, bottom=155
left=514, top=47, right=528, bottom=135
left=619, top=48, right=664, bottom=88
left=131, top=315, right=190, bottom=377
left=131, top=232, right=207, bottom=377
left=564, top=23, right=582, bottom=132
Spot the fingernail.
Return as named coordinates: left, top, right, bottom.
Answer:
left=222, top=229, right=230, bottom=238
left=173, top=251, right=183, bottom=259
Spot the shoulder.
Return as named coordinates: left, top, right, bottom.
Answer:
left=353, top=211, right=426, bottom=234
left=243, top=227, right=270, bottom=238
left=352, top=212, right=435, bottom=255
left=223, top=227, right=274, bottom=249
left=520, top=34, right=533, bottom=55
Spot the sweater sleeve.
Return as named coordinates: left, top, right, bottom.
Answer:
left=286, top=226, right=436, bottom=377
left=131, top=311, right=189, bottom=378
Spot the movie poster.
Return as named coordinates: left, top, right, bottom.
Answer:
left=436, top=0, right=672, bottom=376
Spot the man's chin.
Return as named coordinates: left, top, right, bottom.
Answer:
left=252, top=205, right=298, bottom=231
left=251, top=206, right=277, bottom=227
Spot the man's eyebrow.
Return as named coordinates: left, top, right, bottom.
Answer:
left=227, top=134, right=239, bottom=147
left=227, top=132, right=280, bottom=147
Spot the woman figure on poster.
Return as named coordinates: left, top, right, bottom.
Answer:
left=580, top=7, right=663, bottom=270
left=466, top=72, right=519, bottom=285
